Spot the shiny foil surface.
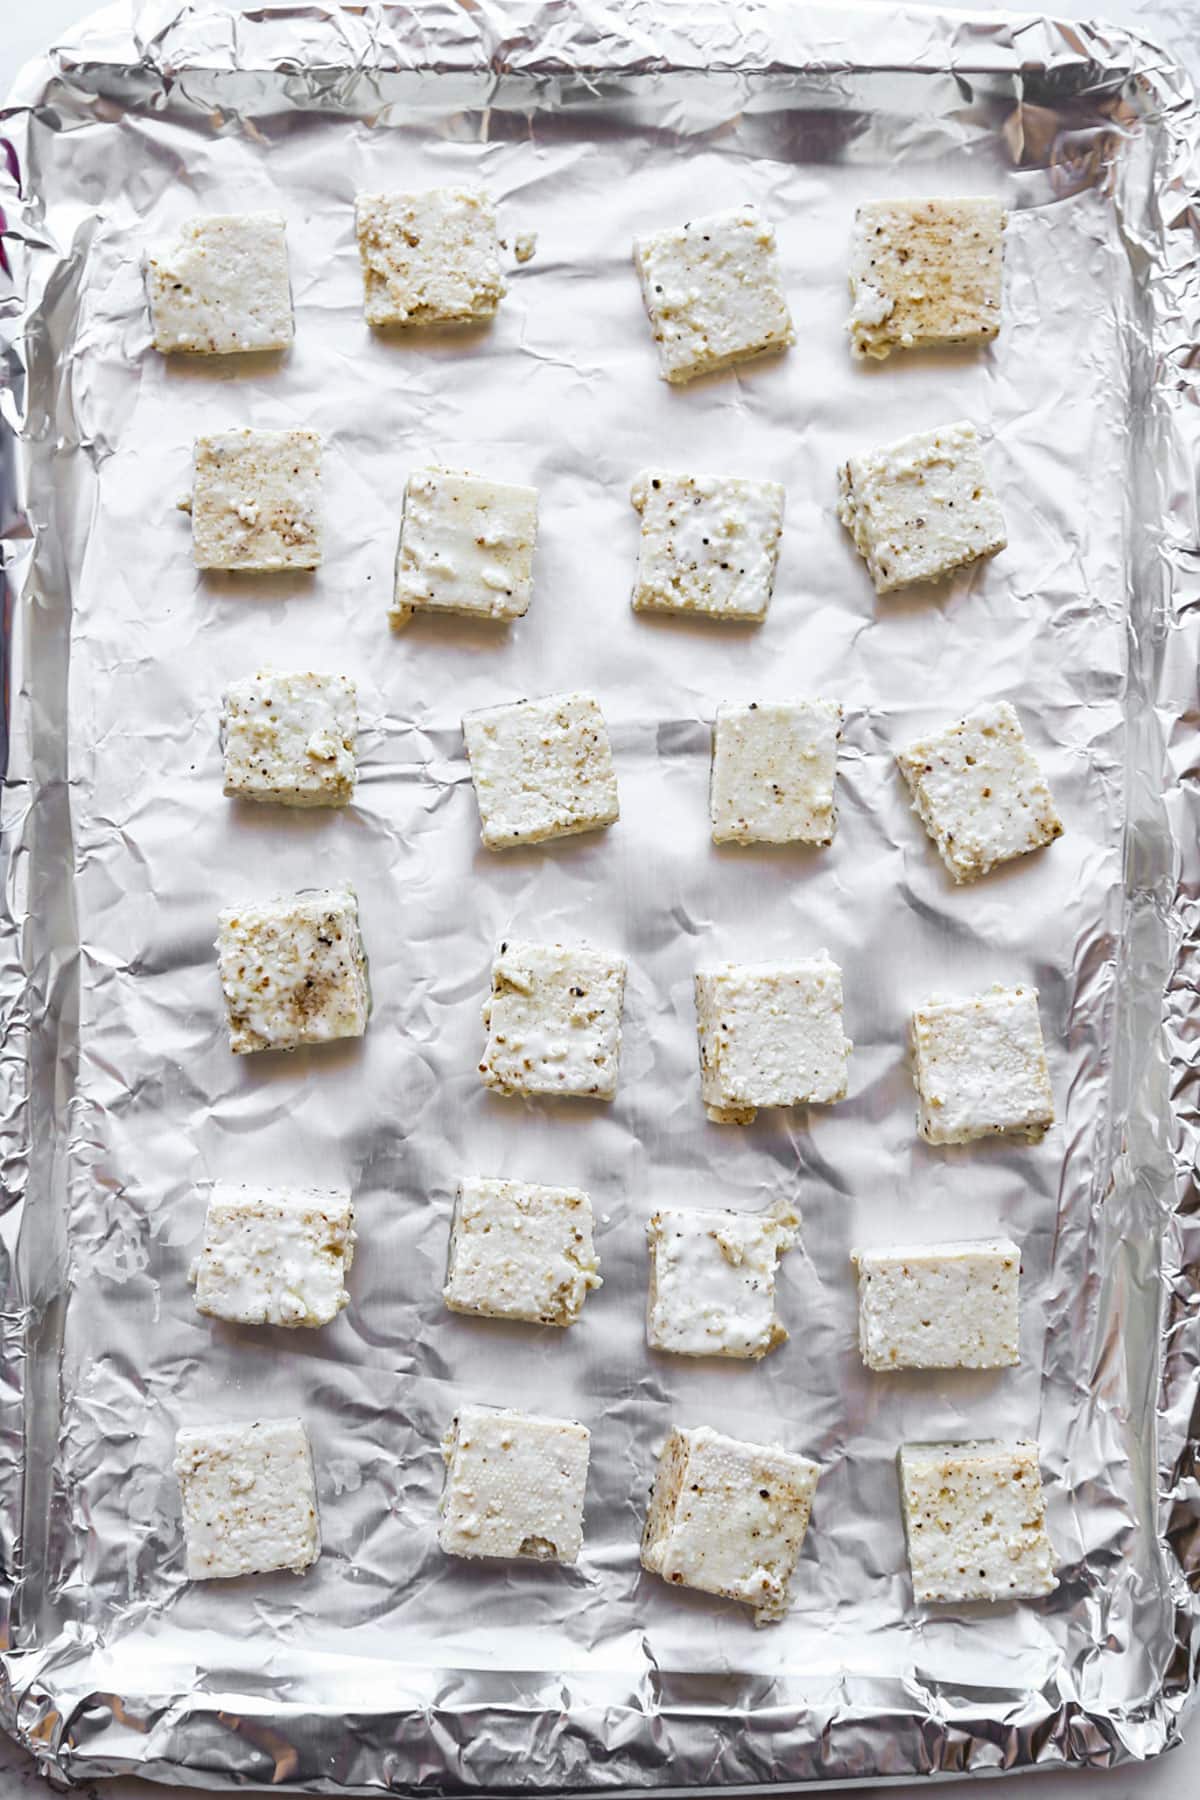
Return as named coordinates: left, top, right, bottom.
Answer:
left=0, top=0, right=1197, bottom=1790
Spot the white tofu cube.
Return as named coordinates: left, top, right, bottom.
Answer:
left=444, top=1177, right=601, bottom=1326
left=355, top=188, right=504, bottom=327
left=694, top=955, right=851, bottom=1125
left=848, top=197, right=1005, bottom=361
left=145, top=212, right=294, bottom=355
left=221, top=671, right=358, bottom=808
left=463, top=693, right=619, bottom=850
left=479, top=941, right=626, bottom=1101
left=897, top=700, right=1062, bottom=883
left=633, top=204, right=794, bottom=384
left=630, top=472, right=785, bottom=622
left=190, top=1183, right=356, bottom=1328
left=392, top=467, right=537, bottom=626
left=899, top=1440, right=1057, bottom=1603
left=852, top=1238, right=1020, bottom=1371
left=711, top=700, right=842, bottom=844
left=439, top=1403, right=590, bottom=1564
left=911, top=984, right=1053, bottom=1145
left=641, top=1425, right=820, bottom=1624
left=191, top=429, right=322, bottom=572
left=837, top=420, right=1005, bottom=593
left=175, top=1417, right=320, bottom=1580
left=216, top=887, right=369, bottom=1055
left=647, top=1200, right=799, bottom=1360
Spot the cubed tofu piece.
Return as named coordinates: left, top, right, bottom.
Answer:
left=911, top=984, right=1053, bottom=1145
left=630, top=472, right=785, bottom=622
left=897, top=701, right=1062, bottom=882
left=222, top=671, right=357, bottom=808
left=647, top=1199, right=799, bottom=1360
left=216, top=887, right=369, bottom=1055
left=444, top=1176, right=601, bottom=1326
left=852, top=1238, right=1020, bottom=1371
left=641, top=1425, right=820, bottom=1624
left=479, top=940, right=626, bottom=1101
left=355, top=188, right=504, bottom=327
left=190, top=1183, right=356, bottom=1328
left=463, top=693, right=619, bottom=850
left=633, top=205, right=794, bottom=383
left=711, top=700, right=842, bottom=844
left=191, top=428, right=322, bottom=571
left=175, top=1417, right=320, bottom=1580
left=848, top=197, right=1006, bottom=361
left=899, top=1440, right=1057, bottom=1603
left=439, top=1403, right=590, bottom=1564
left=392, top=467, right=537, bottom=626
left=837, top=420, right=1005, bottom=593
left=145, top=212, right=294, bottom=355
left=694, top=955, right=851, bottom=1125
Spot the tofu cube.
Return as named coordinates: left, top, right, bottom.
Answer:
left=355, top=188, right=503, bottom=327
left=647, top=1200, right=799, bottom=1360
left=911, top=984, right=1053, bottom=1145
left=633, top=204, right=794, bottom=383
left=463, top=692, right=619, bottom=850
left=899, top=1440, right=1057, bottom=1603
left=711, top=700, right=842, bottom=844
left=145, top=212, right=294, bottom=355
left=191, top=428, right=322, bottom=572
left=848, top=197, right=1006, bottom=361
left=479, top=941, right=626, bottom=1101
left=897, top=700, right=1062, bottom=882
left=216, top=887, right=369, bottom=1055
left=221, top=671, right=358, bottom=808
left=837, top=420, right=1005, bottom=593
left=694, top=955, right=851, bottom=1125
left=852, top=1238, right=1020, bottom=1371
left=641, top=1425, right=820, bottom=1624
left=630, top=472, right=785, bottom=622
left=190, top=1183, right=356, bottom=1329
left=444, top=1176, right=601, bottom=1326
left=439, top=1403, right=590, bottom=1564
left=175, top=1417, right=320, bottom=1580
left=392, top=467, right=537, bottom=626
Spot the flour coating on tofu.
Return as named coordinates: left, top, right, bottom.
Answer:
left=479, top=941, right=626, bottom=1101
left=175, top=1417, right=320, bottom=1580
left=852, top=1238, right=1020, bottom=1371
left=216, top=887, right=369, bottom=1055
left=392, top=468, right=537, bottom=625
left=146, top=213, right=294, bottom=355
left=630, top=472, right=784, bottom=621
left=633, top=205, right=794, bottom=383
left=191, top=429, right=322, bottom=571
left=190, top=1183, right=355, bottom=1328
left=444, top=1177, right=601, bottom=1326
left=355, top=188, right=504, bottom=327
left=711, top=700, right=842, bottom=844
left=641, top=1425, right=819, bottom=1624
left=848, top=197, right=1005, bottom=361
left=899, top=1440, right=1056, bottom=1603
left=837, top=420, right=1005, bottom=593
left=694, top=955, right=851, bottom=1125
left=647, top=1198, right=799, bottom=1360
left=439, top=1404, right=590, bottom=1564
left=911, top=984, right=1053, bottom=1145
left=463, top=693, right=619, bottom=850
left=222, top=671, right=357, bottom=807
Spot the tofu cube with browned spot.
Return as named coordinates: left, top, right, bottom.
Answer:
left=463, top=692, right=619, bottom=850
left=190, top=1183, right=356, bottom=1328
left=647, top=1200, right=799, bottom=1359
left=479, top=940, right=626, bottom=1101
left=630, top=472, right=785, bottom=622
left=145, top=213, right=294, bottom=355
left=852, top=1238, right=1020, bottom=1370
left=694, top=955, right=851, bottom=1125
left=438, top=1403, right=590, bottom=1563
left=444, top=1177, right=601, bottom=1326
left=633, top=205, right=794, bottom=383
left=848, top=197, right=1006, bottom=361
left=221, top=671, right=357, bottom=807
left=355, top=188, right=504, bottom=327
left=216, top=887, right=369, bottom=1055
left=392, top=467, right=537, bottom=626
left=837, top=420, right=1005, bottom=593
left=911, top=984, right=1053, bottom=1145
left=175, top=1417, right=320, bottom=1580
left=899, top=1440, right=1057, bottom=1603
left=191, top=429, right=322, bottom=571
left=711, top=700, right=842, bottom=844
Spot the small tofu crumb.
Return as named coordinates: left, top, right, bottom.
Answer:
left=899, top=1439, right=1057, bottom=1603
left=479, top=940, right=627, bottom=1102
left=175, top=1417, right=320, bottom=1580
left=463, top=692, right=619, bottom=850
left=630, top=472, right=785, bottom=622
left=852, top=1238, right=1020, bottom=1370
left=711, top=699, right=842, bottom=844
left=695, top=955, right=851, bottom=1125
left=222, top=671, right=357, bottom=808
left=837, top=420, right=1005, bottom=593
left=444, top=1177, right=601, bottom=1326
left=911, top=984, right=1053, bottom=1145
left=647, top=1198, right=799, bottom=1359
left=392, top=467, right=537, bottom=626
left=216, top=887, right=369, bottom=1055
left=513, top=232, right=537, bottom=264
left=848, top=197, right=1006, bottom=361
left=192, top=429, right=322, bottom=572
left=355, top=188, right=504, bottom=327
left=439, top=1403, right=590, bottom=1564
left=633, top=205, right=794, bottom=384
left=145, top=213, right=294, bottom=355
left=190, top=1184, right=355, bottom=1328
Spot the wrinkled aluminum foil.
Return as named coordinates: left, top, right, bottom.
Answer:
left=0, top=0, right=1197, bottom=1790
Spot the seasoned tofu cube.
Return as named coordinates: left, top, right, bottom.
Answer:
left=711, top=700, right=842, bottom=844
left=852, top=1238, right=1020, bottom=1371
left=444, top=1176, right=601, bottom=1326
left=898, top=1440, right=1057, bottom=1603
left=848, top=197, right=1006, bottom=361
left=438, top=1403, right=590, bottom=1564
left=191, top=428, right=322, bottom=572
left=175, top=1417, right=320, bottom=1580
left=190, top=1183, right=356, bottom=1328
left=479, top=941, right=626, bottom=1101
left=392, top=467, right=537, bottom=626
left=837, top=420, right=1005, bottom=593
left=633, top=204, right=794, bottom=383
left=911, top=984, right=1053, bottom=1145
left=647, top=1199, right=799, bottom=1360
left=641, top=1425, right=820, bottom=1624
left=145, top=212, right=294, bottom=355
left=630, top=472, right=785, bottom=622
left=694, top=955, right=851, bottom=1125
left=221, top=671, right=357, bottom=808
left=463, top=693, right=619, bottom=850
left=355, top=188, right=504, bottom=327
left=897, top=700, right=1062, bottom=882
left=216, top=887, right=369, bottom=1055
